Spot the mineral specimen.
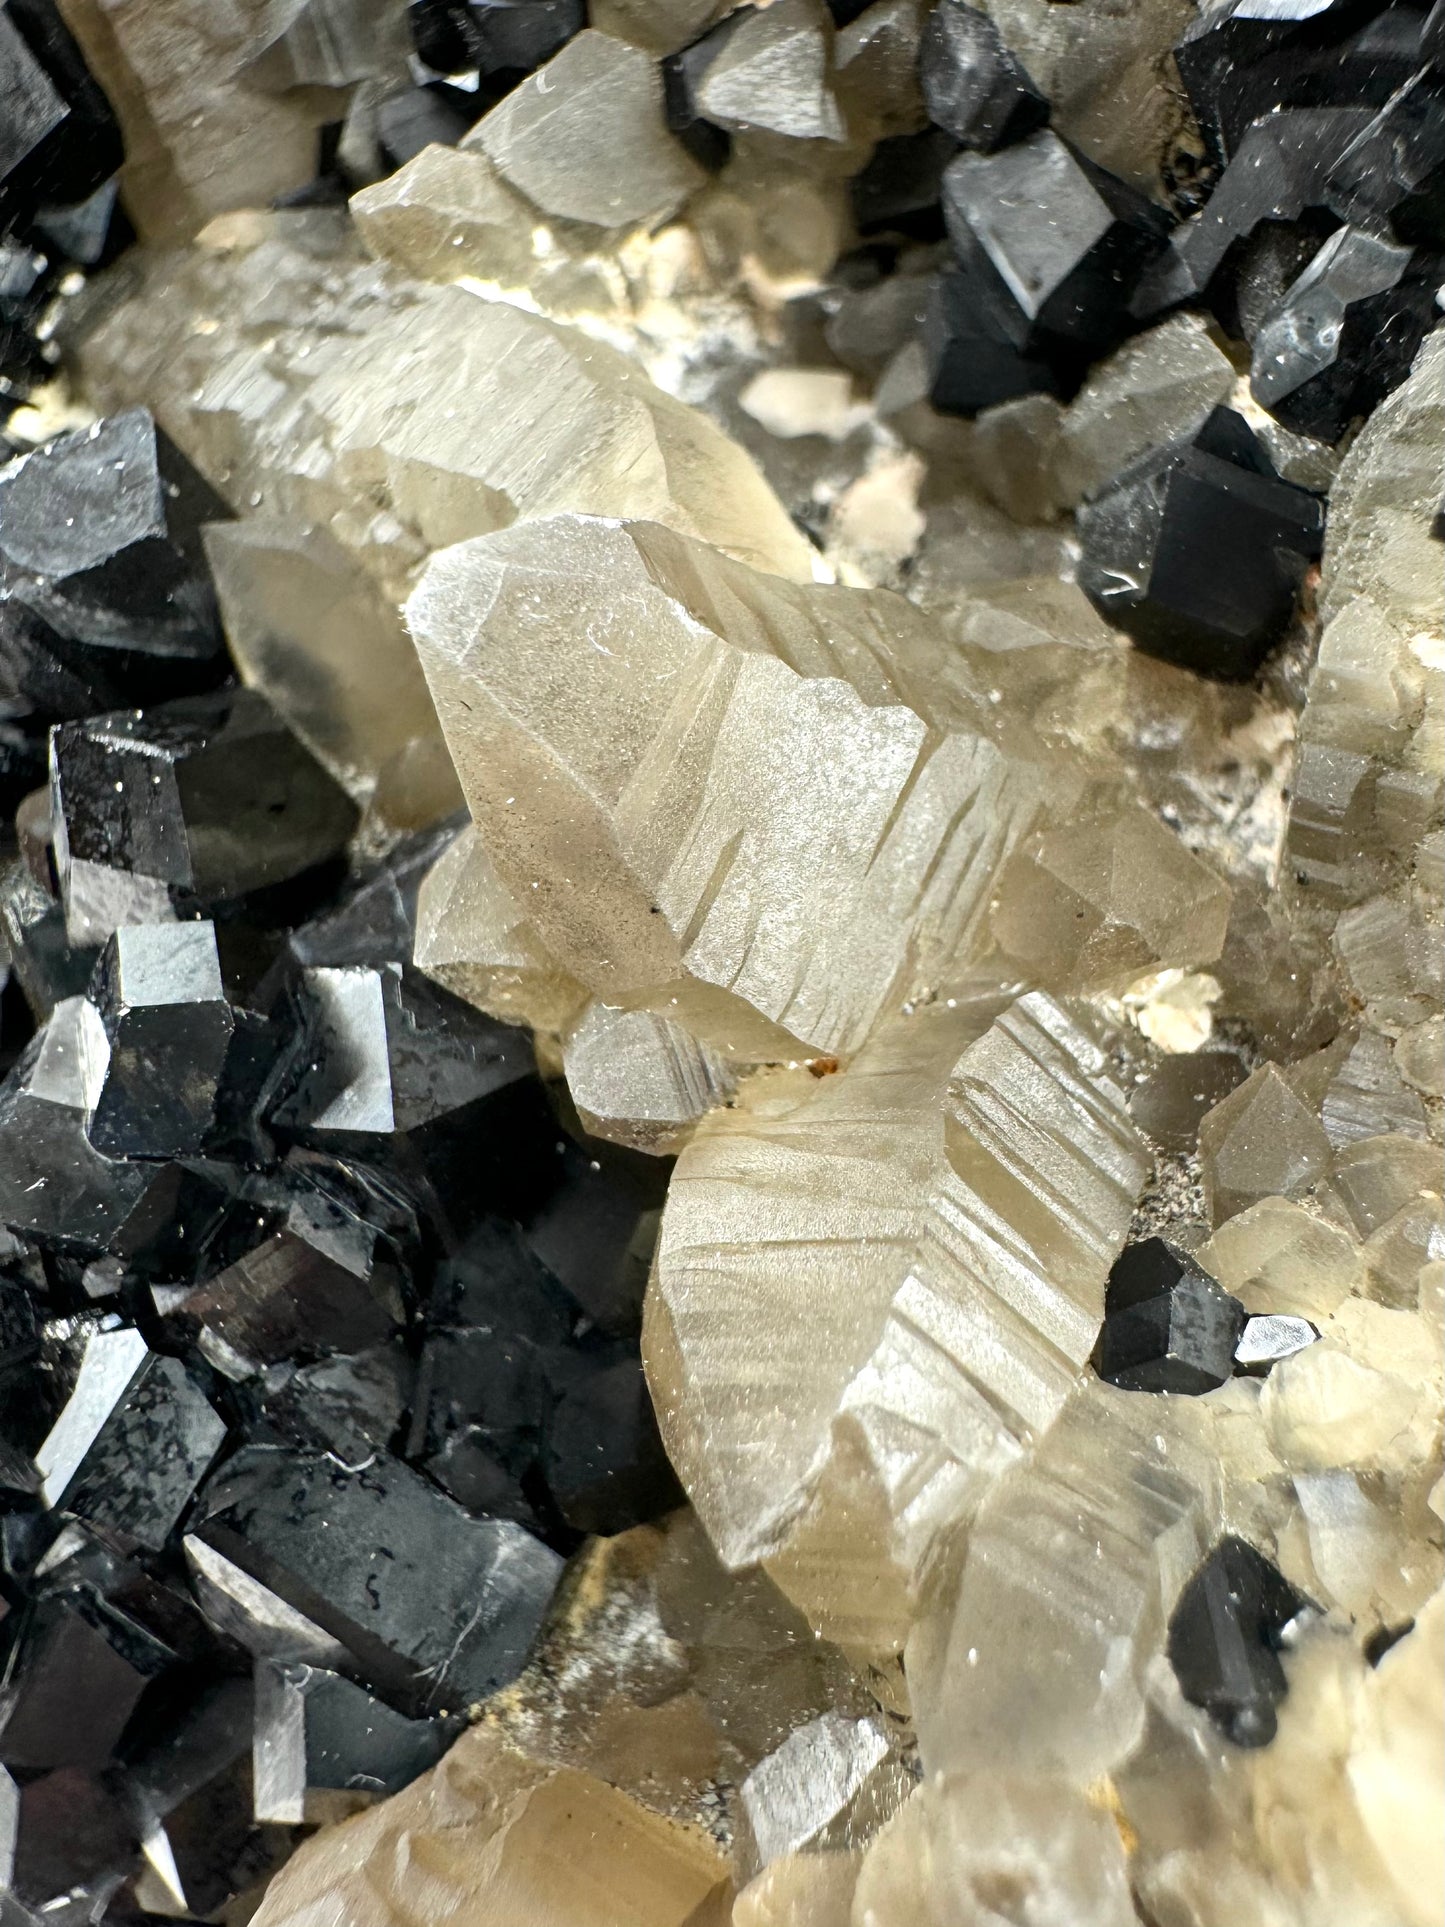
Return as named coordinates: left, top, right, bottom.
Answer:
left=919, top=0, right=1046, bottom=152
left=1094, top=1236, right=1247, bottom=1395
left=1167, top=1535, right=1311, bottom=1746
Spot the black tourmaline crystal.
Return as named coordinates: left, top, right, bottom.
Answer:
left=1094, top=1235, right=1247, bottom=1395
left=1076, top=406, right=1325, bottom=680
left=409, top=0, right=585, bottom=81
left=1250, top=228, right=1443, bottom=444
left=851, top=128, right=956, bottom=239
left=661, top=14, right=741, bottom=173
left=1324, top=72, right=1445, bottom=247
left=943, top=131, right=1172, bottom=356
left=252, top=1660, right=452, bottom=1822
left=919, top=0, right=1048, bottom=151
left=1168, top=1536, right=1312, bottom=1746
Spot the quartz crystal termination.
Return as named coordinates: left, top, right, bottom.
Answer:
left=407, top=513, right=1064, bottom=1063
left=644, top=990, right=1147, bottom=1651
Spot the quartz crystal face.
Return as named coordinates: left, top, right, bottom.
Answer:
left=0, top=2, right=1439, bottom=1921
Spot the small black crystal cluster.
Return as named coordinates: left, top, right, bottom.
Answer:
left=844, top=0, right=1445, bottom=680
left=0, top=409, right=680, bottom=1922
left=0, top=0, right=126, bottom=421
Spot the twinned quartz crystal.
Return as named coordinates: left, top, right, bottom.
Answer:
left=0, top=0, right=1438, bottom=1922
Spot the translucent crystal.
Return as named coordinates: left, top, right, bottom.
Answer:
left=247, top=1724, right=732, bottom=1927
left=1197, top=1196, right=1362, bottom=1322
left=734, top=1852, right=860, bottom=1927
left=1198, top=1065, right=1334, bottom=1226
left=646, top=991, right=1145, bottom=1652
left=989, top=802, right=1233, bottom=994
left=851, top=1774, right=1137, bottom=1927
left=470, top=29, right=708, bottom=230
left=563, top=1003, right=739, bottom=1154
left=407, top=514, right=1060, bottom=1062
left=734, top=1711, right=911, bottom=1881
left=693, top=0, right=846, bottom=144
left=413, top=823, right=588, bottom=1034
left=1052, top=313, right=1236, bottom=508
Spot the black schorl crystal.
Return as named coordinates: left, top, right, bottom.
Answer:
left=661, top=13, right=744, bottom=174
left=544, top=1354, right=683, bottom=1536
left=1133, top=107, right=1377, bottom=317
left=408, top=0, right=585, bottom=83
left=1168, top=1536, right=1312, bottom=1746
left=1250, top=228, right=1442, bottom=443
left=0, top=0, right=122, bottom=223
left=851, top=128, right=957, bottom=240
left=252, top=1660, right=450, bottom=1822
left=919, top=0, right=1048, bottom=151
left=49, top=688, right=359, bottom=948
left=375, top=84, right=475, bottom=168
left=1094, top=1235, right=1247, bottom=1395
left=34, top=1324, right=225, bottom=1546
left=922, top=259, right=1069, bottom=416
left=194, top=1442, right=563, bottom=1715
left=0, top=1764, right=137, bottom=1913
left=942, top=131, right=1171, bottom=359
left=1076, top=406, right=1326, bottom=680
left=825, top=0, right=876, bottom=23
left=83, top=920, right=235, bottom=1159
left=282, top=815, right=465, bottom=976
left=0, top=410, right=232, bottom=719
left=1325, top=71, right=1445, bottom=247
left=0, top=1586, right=171, bottom=1769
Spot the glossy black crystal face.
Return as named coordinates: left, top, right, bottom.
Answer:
left=1168, top=1536, right=1313, bottom=1747
left=1094, top=1236, right=1247, bottom=1396
left=918, top=0, right=1048, bottom=153
left=1076, top=407, right=1326, bottom=681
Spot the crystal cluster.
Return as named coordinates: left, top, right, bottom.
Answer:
left=0, top=0, right=1437, bottom=1923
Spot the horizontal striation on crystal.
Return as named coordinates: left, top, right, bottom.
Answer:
left=644, top=989, right=1146, bottom=1651
left=407, top=513, right=1065, bottom=1063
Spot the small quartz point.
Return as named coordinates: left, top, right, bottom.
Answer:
left=413, top=821, right=588, bottom=1034
left=35, top=1325, right=225, bottom=1549
left=1198, top=1063, right=1333, bottom=1225
left=735, top=1711, right=911, bottom=1882
left=690, top=0, right=847, bottom=144
left=246, top=1723, right=731, bottom=1927
left=408, top=514, right=1060, bottom=1062
left=470, top=28, right=708, bottom=228
left=1167, top=1534, right=1311, bottom=1746
left=563, top=1002, right=739, bottom=1154
left=989, top=802, right=1233, bottom=993
left=1234, top=1312, right=1319, bottom=1376
left=646, top=990, right=1145, bottom=1652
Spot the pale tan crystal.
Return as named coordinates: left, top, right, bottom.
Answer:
left=204, top=517, right=449, bottom=801
left=1260, top=1300, right=1441, bottom=1483
left=970, top=393, right=1066, bottom=524
left=733, top=1853, right=860, bottom=1927
left=906, top=1380, right=1214, bottom=1780
left=471, top=30, right=707, bottom=230
left=350, top=142, right=575, bottom=290
left=975, top=0, right=1197, bottom=192
left=1361, top=1195, right=1443, bottom=1310
left=834, top=0, right=929, bottom=141
left=989, top=803, right=1232, bottom=993
left=407, top=514, right=1059, bottom=1061
left=249, top=1724, right=731, bottom=1927
left=695, top=0, right=846, bottom=144
left=1197, top=1197, right=1362, bottom=1321
left=590, top=0, right=736, bottom=56
left=1319, top=1029, right=1430, bottom=1148
left=413, top=824, right=588, bottom=1035
left=563, top=1003, right=740, bottom=1154
left=1198, top=1064, right=1333, bottom=1225
left=1328, top=1132, right=1442, bottom=1239
left=734, top=1712, right=912, bottom=1881
left=54, top=0, right=334, bottom=242
left=646, top=991, right=1145, bottom=1652
left=1294, top=1469, right=1441, bottom=1627
left=1053, top=313, right=1234, bottom=508
left=850, top=1774, right=1136, bottom=1927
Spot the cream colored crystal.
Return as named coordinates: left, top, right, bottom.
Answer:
left=646, top=990, right=1145, bottom=1653
left=1198, top=1064, right=1333, bottom=1225
left=850, top=1774, right=1137, bottom=1927
left=1294, top=1470, right=1441, bottom=1627
left=906, top=1379, right=1214, bottom=1780
left=733, top=1853, right=860, bottom=1927
left=249, top=1724, right=731, bottom=1927
left=1261, top=1301, right=1441, bottom=1483
left=695, top=0, right=846, bottom=143
left=564, top=1003, right=740, bottom=1153
left=1053, top=314, right=1235, bottom=507
left=590, top=0, right=736, bottom=55
left=55, top=0, right=335, bottom=242
left=470, top=30, right=707, bottom=230
left=1197, top=1197, right=1362, bottom=1321
left=989, top=803, right=1232, bottom=993
left=407, top=514, right=1059, bottom=1061
left=1328, top=1132, right=1442, bottom=1239
left=413, top=824, right=588, bottom=1034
